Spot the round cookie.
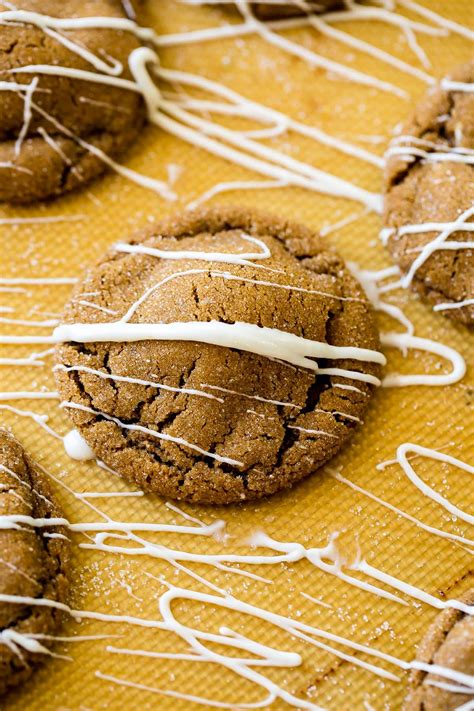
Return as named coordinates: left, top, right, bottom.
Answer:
left=251, top=1, right=342, bottom=20
left=0, top=0, right=146, bottom=204
left=383, top=60, right=474, bottom=326
left=403, top=589, right=474, bottom=710
left=0, top=430, right=70, bottom=696
left=55, top=207, right=382, bottom=505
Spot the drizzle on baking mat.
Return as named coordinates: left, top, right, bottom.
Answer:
left=0, top=1, right=473, bottom=709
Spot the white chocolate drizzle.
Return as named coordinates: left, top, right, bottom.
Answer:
left=133, top=49, right=382, bottom=211
left=72, top=300, right=118, bottom=316
left=390, top=443, right=474, bottom=525
left=348, top=263, right=467, bottom=387
left=0, top=215, right=85, bottom=225
left=348, top=263, right=413, bottom=334
left=0, top=628, right=71, bottom=662
left=53, top=321, right=385, bottom=377
left=381, top=333, right=466, bottom=387
left=320, top=208, right=369, bottom=237
left=14, top=77, right=38, bottom=157
left=3, top=577, right=472, bottom=697
left=0, top=391, right=58, bottom=401
left=158, top=74, right=382, bottom=166
left=37, top=126, right=84, bottom=183
left=441, top=79, right=474, bottom=93
left=157, top=6, right=447, bottom=49
left=115, top=232, right=272, bottom=267
left=331, top=469, right=474, bottom=548
left=96, top=672, right=281, bottom=709
left=29, top=96, right=177, bottom=201
left=295, top=0, right=433, bottom=80
left=235, top=1, right=407, bottom=98
left=0, top=404, right=61, bottom=440
left=434, top=298, right=474, bottom=312
left=54, top=364, right=223, bottom=402
left=386, top=144, right=474, bottom=165
left=187, top=179, right=286, bottom=210
left=178, top=0, right=441, bottom=95
left=253, top=531, right=474, bottom=615
left=0, top=347, right=54, bottom=368
left=396, top=0, right=474, bottom=41
left=199, top=383, right=300, bottom=409
left=426, top=679, right=474, bottom=695
left=288, top=425, right=337, bottom=439
left=0, top=316, right=58, bottom=328
left=2, top=451, right=474, bottom=707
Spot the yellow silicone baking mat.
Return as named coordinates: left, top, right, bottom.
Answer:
left=1, top=1, right=473, bottom=709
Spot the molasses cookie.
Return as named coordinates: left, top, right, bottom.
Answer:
left=0, top=430, right=70, bottom=697
left=0, top=0, right=145, bottom=204
left=54, top=207, right=384, bottom=505
left=404, top=589, right=474, bottom=710
left=251, top=1, right=341, bottom=20
left=383, top=60, right=474, bottom=326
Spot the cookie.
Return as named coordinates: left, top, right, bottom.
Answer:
left=251, top=1, right=342, bottom=20
left=0, top=430, right=70, bottom=697
left=383, top=60, right=474, bottom=326
left=54, top=207, right=383, bottom=505
left=0, top=0, right=146, bottom=204
left=403, top=589, right=474, bottom=710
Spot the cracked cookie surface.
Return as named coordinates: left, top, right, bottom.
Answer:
left=0, top=430, right=70, bottom=697
left=55, top=207, right=381, bottom=505
left=403, top=588, right=474, bottom=710
left=0, top=0, right=145, bottom=204
left=383, top=60, right=474, bottom=326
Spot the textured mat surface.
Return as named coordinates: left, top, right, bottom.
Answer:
left=0, top=2, right=473, bottom=709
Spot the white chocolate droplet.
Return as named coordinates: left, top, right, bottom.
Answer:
left=63, top=429, right=95, bottom=461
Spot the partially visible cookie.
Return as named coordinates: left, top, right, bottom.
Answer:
left=404, top=589, right=474, bottom=710
left=251, top=1, right=341, bottom=20
left=0, top=0, right=146, bottom=204
left=0, top=430, right=70, bottom=697
left=383, top=60, right=474, bottom=326
left=54, top=206, right=383, bottom=505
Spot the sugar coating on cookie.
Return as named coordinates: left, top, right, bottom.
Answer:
left=383, top=60, right=474, bottom=326
left=0, top=430, right=70, bottom=697
left=54, top=207, right=382, bottom=505
left=0, top=0, right=145, bottom=204
left=403, top=588, right=474, bottom=710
